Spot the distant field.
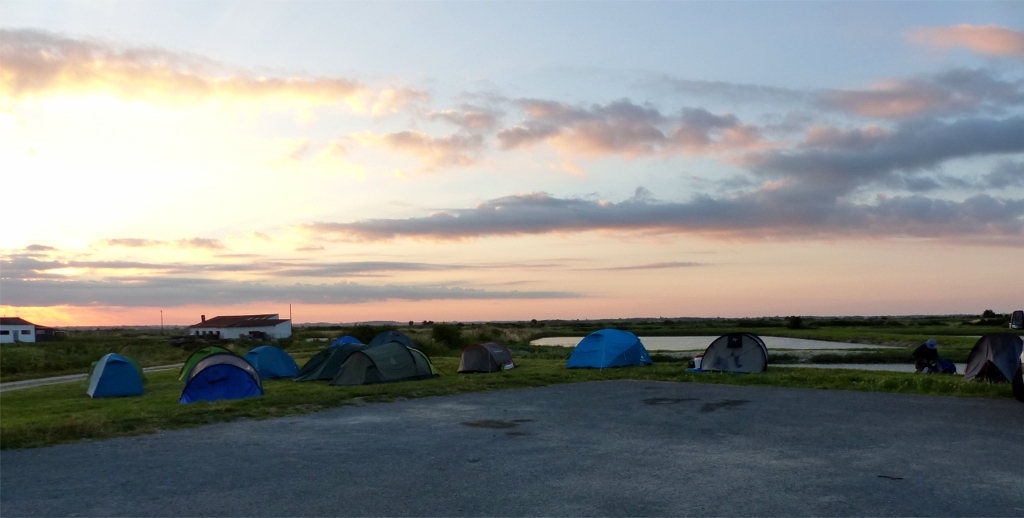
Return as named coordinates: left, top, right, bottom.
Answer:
left=1, top=315, right=1011, bottom=382
left=1, top=356, right=1015, bottom=450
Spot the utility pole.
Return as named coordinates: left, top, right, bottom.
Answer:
left=289, top=304, right=293, bottom=321
left=160, top=310, right=164, bottom=333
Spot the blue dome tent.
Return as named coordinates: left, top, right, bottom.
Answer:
left=566, top=329, right=653, bottom=369
left=329, top=335, right=363, bottom=347
left=244, top=346, right=299, bottom=379
left=179, top=353, right=263, bottom=404
left=87, top=353, right=145, bottom=398
left=368, top=330, right=416, bottom=349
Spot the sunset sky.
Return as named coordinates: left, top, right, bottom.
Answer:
left=2, top=2, right=1022, bottom=326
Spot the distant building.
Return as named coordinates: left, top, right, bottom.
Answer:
left=188, top=314, right=292, bottom=340
left=1, top=317, right=37, bottom=343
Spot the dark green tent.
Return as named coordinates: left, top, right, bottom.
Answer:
left=178, top=346, right=232, bottom=380
left=329, top=342, right=438, bottom=386
left=293, top=343, right=367, bottom=382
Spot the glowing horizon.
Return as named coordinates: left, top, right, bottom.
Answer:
left=2, top=3, right=1022, bottom=326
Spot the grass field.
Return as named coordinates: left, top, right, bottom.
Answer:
left=2, top=315, right=1012, bottom=382
left=1, top=356, right=1014, bottom=450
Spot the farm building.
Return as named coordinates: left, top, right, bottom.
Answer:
left=0, top=317, right=53, bottom=343
left=188, top=314, right=292, bottom=340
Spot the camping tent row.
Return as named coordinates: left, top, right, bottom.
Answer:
left=296, top=330, right=438, bottom=385
left=564, top=329, right=769, bottom=374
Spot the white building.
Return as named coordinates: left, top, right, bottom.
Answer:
left=188, top=314, right=292, bottom=340
left=1, top=317, right=37, bottom=343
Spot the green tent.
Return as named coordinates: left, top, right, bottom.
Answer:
left=178, top=346, right=232, bottom=380
left=329, top=342, right=438, bottom=386
left=293, top=343, right=367, bottom=382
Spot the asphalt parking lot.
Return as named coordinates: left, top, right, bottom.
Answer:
left=2, top=380, right=1022, bottom=516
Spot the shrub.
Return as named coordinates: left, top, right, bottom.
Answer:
left=431, top=323, right=466, bottom=349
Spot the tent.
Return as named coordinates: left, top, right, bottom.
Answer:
left=244, top=346, right=299, bottom=379
left=458, top=342, right=517, bottom=373
left=963, top=333, right=1023, bottom=383
left=329, top=342, right=438, bottom=386
left=368, top=330, right=416, bottom=349
left=565, top=329, right=652, bottom=369
left=179, top=346, right=232, bottom=380
left=293, top=343, right=367, bottom=382
left=700, top=333, right=768, bottom=374
left=179, top=353, right=263, bottom=404
left=87, top=353, right=144, bottom=398
left=329, top=335, right=362, bottom=347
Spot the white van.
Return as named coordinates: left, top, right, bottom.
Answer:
left=1011, top=310, right=1023, bottom=330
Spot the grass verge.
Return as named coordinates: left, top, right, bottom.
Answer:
left=1, top=357, right=1014, bottom=450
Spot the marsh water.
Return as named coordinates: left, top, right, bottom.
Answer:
left=530, top=335, right=899, bottom=351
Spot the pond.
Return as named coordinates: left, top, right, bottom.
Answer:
left=783, top=363, right=967, bottom=374
left=530, top=335, right=900, bottom=351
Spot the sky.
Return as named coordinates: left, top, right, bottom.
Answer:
left=1, top=1, right=1023, bottom=326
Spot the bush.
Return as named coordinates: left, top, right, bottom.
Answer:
left=786, top=316, right=804, bottom=329
left=431, top=323, right=466, bottom=349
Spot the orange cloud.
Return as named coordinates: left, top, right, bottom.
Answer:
left=0, top=29, right=428, bottom=114
left=352, top=130, right=484, bottom=169
left=909, top=24, right=1024, bottom=58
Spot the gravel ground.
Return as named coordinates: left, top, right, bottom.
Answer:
left=2, top=380, right=1022, bottom=517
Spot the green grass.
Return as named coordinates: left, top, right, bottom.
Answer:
left=1, top=357, right=1014, bottom=450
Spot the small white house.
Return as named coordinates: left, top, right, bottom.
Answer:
left=189, top=314, right=292, bottom=340
left=1, top=317, right=37, bottom=343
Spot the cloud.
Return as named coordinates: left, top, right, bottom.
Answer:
left=909, top=25, right=1024, bottom=58
left=352, top=130, right=485, bottom=169
left=0, top=29, right=428, bottom=114
left=496, top=99, right=768, bottom=158
left=427, top=105, right=502, bottom=132
left=98, top=237, right=226, bottom=250
left=0, top=277, right=575, bottom=307
left=297, top=188, right=1024, bottom=244
left=599, top=261, right=705, bottom=271
left=24, top=244, right=57, bottom=252
left=660, top=77, right=809, bottom=103
left=1, top=254, right=496, bottom=281
left=983, top=160, right=1024, bottom=189
left=817, top=69, right=1024, bottom=118
left=746, top=116, right=1024, bottom=195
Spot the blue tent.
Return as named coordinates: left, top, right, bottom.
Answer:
left=87, top=353, right=144, bottom=398
left=244, top=346, right=299, bottom=379
left=566, top=329, right=653, bottom=369
left=329, top=335, right=363, bottom=347
left=179, top=354, right=264, bottom=404
left=368, top=330, right=416, bottom=349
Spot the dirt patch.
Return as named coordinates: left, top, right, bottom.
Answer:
left=700, top=399, right=750, bottom=413
left=643, top=397, right=698, bottom=405
left=461, top=420, right=519, bottom=429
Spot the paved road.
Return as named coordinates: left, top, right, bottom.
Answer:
left=0, top=364, right=183, bottom=393
left=2, top=381, right=1022, bottom=516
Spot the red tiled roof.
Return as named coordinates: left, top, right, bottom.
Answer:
left=190, top=314, right=289, bottom=328
left=0, top=317, right=35, bottom=326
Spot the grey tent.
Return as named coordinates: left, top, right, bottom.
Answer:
left=701, top=333, right=768, bottom=374
left=458, top=342, right=517, bottom=373
left=330, top=342, right=438, bottom=386
left=368, top=330, right=417, bottom=349
left=293, top=343, right=367, bottom=382
left=963, top=333, right=1023, bottom=383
